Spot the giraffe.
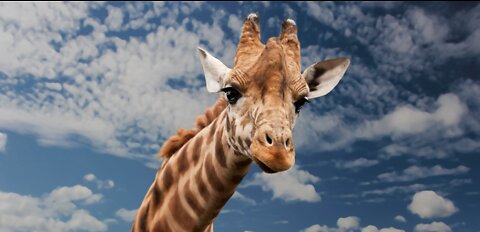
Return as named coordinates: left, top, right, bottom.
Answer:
left=132, top=13, right=350, bottom=232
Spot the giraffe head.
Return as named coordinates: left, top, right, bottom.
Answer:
left=198, top=14, right=350, bottom=173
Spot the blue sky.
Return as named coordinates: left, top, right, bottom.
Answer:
left=0, top=2, right=479, bottom=232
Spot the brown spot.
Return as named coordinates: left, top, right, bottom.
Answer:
left=244, top=137, right=252, bottom=147
left=240, top=117, right=250, bottom=129
left=192, top=136, right=203, bottom=165
left=184, top=180, right=204, bottom=216
left=139, top=203, right=149, bottom=232
left=205, top=154, right=225, bottom=192
left=196, top=165, right=209, bottom=202
left=169, top=193, right=195, bottom=230
left=152, top=219, right=172, bottom=232
left=230, top=173, right=245, bottom=185
left=163, top=166, right=174, bottom=190
left=235, top=158, right=252, bottom=168
left=215, top=131, right=227, bottom=168
left=177, top=148, right=189, bottom=174
left=151, top=181, right=162, bottom=208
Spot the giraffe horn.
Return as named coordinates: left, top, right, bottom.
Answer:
left=279, top=18, right=301, bottom=71
left=233, top=13, right=264, bottom=67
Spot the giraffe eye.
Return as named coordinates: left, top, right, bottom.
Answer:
left=222, top=87, right=242, bottom=104
left=294, top=97, right=310, bottom=113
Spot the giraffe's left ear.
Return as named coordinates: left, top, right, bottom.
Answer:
left=302, top=58, right=350, bottom=99
left=198, top=47, right=231, bottom=93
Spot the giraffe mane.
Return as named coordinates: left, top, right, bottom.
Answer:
left=157, top=96, right=227, bottom=159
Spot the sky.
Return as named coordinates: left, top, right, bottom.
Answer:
left=0, top=2, right=479, bottom=232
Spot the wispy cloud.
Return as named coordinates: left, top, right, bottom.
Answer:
left=115, top=208, right=138, bottom=223
left=0, top=2, right=237, bottom=166
left=378, top=165, right=469, bottom=183
left=335, top=158, right=379, bottom=170
left=0, top=132, right=6, bottom=152
left=232, top=191, right=256, bottom=205
left=84, top=173, right=115, bottom=190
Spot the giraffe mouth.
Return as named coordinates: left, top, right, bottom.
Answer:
left=253, top=157, right=277, bottom=173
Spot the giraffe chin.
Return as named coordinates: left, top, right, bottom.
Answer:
left=253, top=157, right=277, bottom=173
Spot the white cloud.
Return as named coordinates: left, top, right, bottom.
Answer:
left=337, top=216, right=360, bottom=230
left=379, top=228, right=405, bottom=232
left=0, top=2, right=239, bottom=166
left=115, top=208, right=138, bottom=223
left=84, top=173, right=115, bottom=189
left=378, top=165, right=469, bottom=182
left=394, top=215, right=406, bottom=223
left=408, top=190, right=458, bottom=218
left=362, top=225, right=379, bottom=232
left=243, top=166, right=321, bottom=202
left=335, top=158, right=379, bottom=169
left=357, top=94, right=466, bottom=139
left=105, top=6, right=124, bottom=31
left=227, top=14, right=243, bottom=37
left=232, top=191, right=256, bottom=205
left=300, top=224, right=334, bottom=232
left=414, top=221, right=452, bottom=232
left=0, top=185, right=107, bottom=232
left=0, top=132, right=6, bottom=152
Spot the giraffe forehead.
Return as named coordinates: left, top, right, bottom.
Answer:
left=230, top=38, right=307, bottom=98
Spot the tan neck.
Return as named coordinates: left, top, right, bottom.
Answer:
left=133, top=111, right=252, bottom=232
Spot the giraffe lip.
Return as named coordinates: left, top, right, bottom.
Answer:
left=253, top=157, right=277, bottom=174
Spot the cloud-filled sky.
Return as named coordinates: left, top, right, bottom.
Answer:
left=0, top=2, right=479, bottom=232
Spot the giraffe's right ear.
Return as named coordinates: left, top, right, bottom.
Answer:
left=198, top=47, right=231, bottom=93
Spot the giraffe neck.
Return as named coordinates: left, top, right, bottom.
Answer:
left=133, top=110, right=252, bottom=232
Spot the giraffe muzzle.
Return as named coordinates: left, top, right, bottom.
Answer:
left=250, top=127, right=295, bottom=173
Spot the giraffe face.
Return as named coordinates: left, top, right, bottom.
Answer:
left=198, top=14, right=350, bottom=173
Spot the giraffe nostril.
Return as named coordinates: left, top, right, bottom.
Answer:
left=265, top=133, right=273, bottom=145
left=285, top=138, right=290, bottom=147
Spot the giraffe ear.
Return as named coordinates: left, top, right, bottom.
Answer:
left=302, top=58, right=350, bottom=99
left=198, top=47, right=231, bottom=93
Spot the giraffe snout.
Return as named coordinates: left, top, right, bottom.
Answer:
left=251, top=126, right=295, bottom=173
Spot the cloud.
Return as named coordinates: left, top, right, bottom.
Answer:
left=362, top=226, right=406, bottom=232
left=408, top=190, right=458, bottom=218
left=0, top=132, right=6, bottom=152
left=379, top=228, right=405, bottom=232
left=335, top=158, right=379, bottom=169
left=232, top=191, right=256, bottom=205
left=105, top=5, right=124, bottom=31
left=378, top=165, right=469, bottom=182
left=243, top=166, right=321, bottom=202
left=84, top=173, right=115, bottom=189
left=115, top=208, right=138, bottom=223
left=362, top=225, right=379, bottom=232
left=362, top=184, right=427, bottom=197
left=414, top=221, right=452, bottom=232
left=0, top=185, right=107, bottom=232
left=393, top=215, right=406, bottom=223
left=0, top=2, right=239, bottom=166
left=300, top=224, right=332, bottom=232
left=357, top=94, right=466, bottom=140
left=337, top=216, right=360, bottom=230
